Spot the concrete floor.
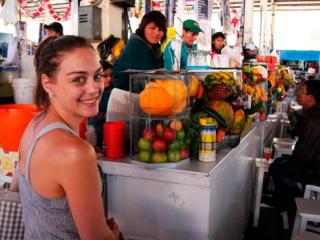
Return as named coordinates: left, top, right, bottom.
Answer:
left=244, top=207, right=291, bottom=240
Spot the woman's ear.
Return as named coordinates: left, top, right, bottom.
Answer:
left=41, top=74, right=52, bottom=94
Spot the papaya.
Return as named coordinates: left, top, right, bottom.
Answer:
left=189, top=75, right=200, bottom=97
left=207, top=100, right=234, bottom=131
left=139, top=83, right=173, bottom=116
left=229, top=109, right=245, bottom=135
left=156, top=79, right=188, bottom=114
left=140, top=78, right=188, bottom=116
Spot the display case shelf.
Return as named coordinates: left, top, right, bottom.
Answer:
left=129, top=72, right=192, bottom=165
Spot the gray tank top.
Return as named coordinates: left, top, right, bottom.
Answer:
left=18, top=123, right=80, bottom=240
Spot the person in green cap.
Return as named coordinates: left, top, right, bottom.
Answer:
left=164, top=19, right=203, bottom=70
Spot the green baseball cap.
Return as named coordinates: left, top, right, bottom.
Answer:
left=183, top=19, right=203, bottom=33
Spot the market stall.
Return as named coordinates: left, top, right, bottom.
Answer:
left=99, top=125, right=261, bottom=240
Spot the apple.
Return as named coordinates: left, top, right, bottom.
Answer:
left=242, top=73, right=247, bottom=81
left=138, top=138, right=151, bottom=150
left=163, top=128, right=175, bottom=142
left=143, top=128, right=156, bottom=141
left=177, top=140, right=187, bottom=150
left=139, top=150, right=151, bottom=162
left=152, top=138, right=167, bottom=152
left=176, top=130, right=185, bottom=140
left=169, top=140, right=180, bottom=151
left=151, top=152, right=167, bottom=163
left=180, top=149, right=189, bottom=160
left=168, top=150, right=180, bottom=162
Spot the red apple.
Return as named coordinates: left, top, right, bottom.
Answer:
left=152, top=138, right=167, bottom=152
left=163, top=128, right=175, bottom=142
left=180, top=149, right=189, bottom=160
left=143, top=128, right=156, bottom=141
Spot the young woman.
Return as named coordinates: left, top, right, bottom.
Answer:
left=12, top=36, right=120, bottom=239
left=112, top=10, right=167, bottom=90
left=211, top=32, right=225, bottom=55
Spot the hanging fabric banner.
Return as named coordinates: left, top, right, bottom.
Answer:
left=220, top=0, right=231, bottom=34
left=0, top=0, right=18, bottom=24
left=197, top=0, right=209, bottom=21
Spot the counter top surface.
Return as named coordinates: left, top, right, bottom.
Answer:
left=98, top=125, right=259, bottom=187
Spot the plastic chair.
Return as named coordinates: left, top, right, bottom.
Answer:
left=253, top=157, right=290, bottom=229
left=291, top=185, right=320, bottom=240
left=280, top=119, right=290, bottom=138
left=253, top=158, right=270, bottom=226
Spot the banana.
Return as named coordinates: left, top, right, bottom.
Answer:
left=219, top=72, right=233, bottom=80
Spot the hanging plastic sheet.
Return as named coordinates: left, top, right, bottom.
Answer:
left=0, top=0, right=18, bottom=24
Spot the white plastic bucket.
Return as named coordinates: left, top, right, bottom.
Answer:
left=11, top=78, right=37, bottom=104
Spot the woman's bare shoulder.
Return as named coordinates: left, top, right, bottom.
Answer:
left=38, top=129, right=96, bottom=167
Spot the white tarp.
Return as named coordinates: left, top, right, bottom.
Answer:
left=0, top=0, right=18, bottom=24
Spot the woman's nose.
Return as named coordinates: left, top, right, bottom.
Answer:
left=86, top=79, right=102, bottom=93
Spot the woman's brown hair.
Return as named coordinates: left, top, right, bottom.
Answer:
left=136, top=10, right=168, bottom=44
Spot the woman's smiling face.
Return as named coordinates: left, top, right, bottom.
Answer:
left=48, top=47, right=105, bottom=118
left=144, top=22, right=164, bottom=45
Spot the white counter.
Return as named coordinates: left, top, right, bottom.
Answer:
left=99, top=126, right=261, bottom=240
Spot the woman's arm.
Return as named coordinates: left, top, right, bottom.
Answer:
left=58, top=140, right=117, bottom=240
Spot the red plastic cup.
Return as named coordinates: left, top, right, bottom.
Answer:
left=264, top=147, right=272, bottom=161
left=103, top=121, right=125, bottom=159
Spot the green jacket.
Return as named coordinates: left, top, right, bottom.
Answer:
left=112, top=34, right=164, bottom=91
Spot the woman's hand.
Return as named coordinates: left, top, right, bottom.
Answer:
left=107, top=217, right=124, bottom=240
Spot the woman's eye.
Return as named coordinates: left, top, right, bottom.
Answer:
left=94, top=73, right=103, bottom=81
left=73, top=76, right=86, bottom=84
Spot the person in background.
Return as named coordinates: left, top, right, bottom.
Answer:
left=10, top=36, right=120, bottom=239
left=269, top=80, right=320, bottom=226
left=164, top=19, right=203, bottom=70
left=211, top=32, right=225, bottom=55
left=89, top=60, right=113, bottom=149
left=44, top=22, right=63, bottom=37
left=112, top=10, right=167, bottom=90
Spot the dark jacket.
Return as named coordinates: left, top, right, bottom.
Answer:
left=287, top=108, right=303, bottom=138
left=112, top=34, right=164, bottom=91
left=289, top=104, right=320, bottom=183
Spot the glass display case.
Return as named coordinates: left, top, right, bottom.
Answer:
left=129, top=72, right=191, bottom=165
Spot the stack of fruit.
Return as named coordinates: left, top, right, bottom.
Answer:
left=242, top=64, right=268, bottom=121
left=277, top=66, right=295, bottom=91
left=256, top=55, right=278, bottom=71
left=242, top=65, right=268, bottom=85
left=137, top=120, right=189, bottom=163
left=202, top=71, right=237, bottom=101
left=139, top=76, right=200, bottom=117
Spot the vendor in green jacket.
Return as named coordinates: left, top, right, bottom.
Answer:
left=112, top=11, right=167, bottom=90
left=164, top=19, right=203, bottom=70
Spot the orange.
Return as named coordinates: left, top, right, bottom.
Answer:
left=169, top=120, right=182, bottom=131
